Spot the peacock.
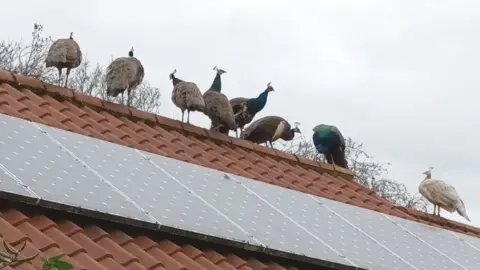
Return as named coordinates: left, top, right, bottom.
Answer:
left=45, top=32, right=82, bottom=88
left=105, top=47, right=144, bottom=107
left=230, top=82, right=274, bottom=134
left=240, top=116, right=301, bottom=148
left=170, top=69, right=205, bottom=124
left=312, top=124, right=348, bottom=169
left=203, top=66, right=237, bottom=137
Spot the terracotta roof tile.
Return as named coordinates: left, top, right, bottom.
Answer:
left=0, top=71, right=479, bottom=269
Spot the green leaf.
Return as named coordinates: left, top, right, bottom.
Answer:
left=54, top=260, right=73, bottom=270
left=47, top=254, right=65, bottom=262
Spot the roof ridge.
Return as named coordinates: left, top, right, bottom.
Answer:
left=0, top=69, right=354, bottom=180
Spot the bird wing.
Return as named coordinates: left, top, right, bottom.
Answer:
left=423, top=179, right=459, bottom=212
left=203, top=91, right=236, bottom=129
left=329, top=125, right=345, bottom=147
left=271, top=120, right=287, bottom=142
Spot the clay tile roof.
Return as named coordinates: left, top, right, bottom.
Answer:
left=0, top=69, right=479, bottom=269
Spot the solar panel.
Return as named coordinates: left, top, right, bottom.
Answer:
left=38, top=122, right=255, bottom=244
left=390, top=216, right=480, bottom=269
left=453, top=231, right=480, bottom=251
left=324, top=199, right=461, bottom=270
left=153, top=158, right=351, bottom=266
left=2, top=113, right=480, bottom=270
left=0, top=114, right=153, bottom=222
left=0, top=164, right=38, bottom=198
left=240, top=175, right=411, bottom=270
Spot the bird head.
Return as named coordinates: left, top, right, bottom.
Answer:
left=129, top=47, right=134, bottom=57
left=213, top=65, right=226, bottom=75
left=266, top=82, right=275, bottom=92
left=292, top=122, right=301, bottom=134
left=169, top=69, right=177, bottom=80
left=422, top=166, right=433, bottom=178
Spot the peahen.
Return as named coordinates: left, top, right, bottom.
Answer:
left=45, top=31, right=82, bottom=88
left=170, top=69, right=205, bottom=124
left=312, top=124, right=348, bottom=169
left=230, top=82, right=274, bottom=134
left=105, top=47, right=144, bottom=107
left=203, top=66, right=237, bottom=136
left=240, top=116, right=301, bottom=148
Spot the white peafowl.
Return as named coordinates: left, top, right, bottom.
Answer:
left=240, top=116, right=301, bottom=148
left=105, top=47, right=144, bottom=107
left=170, top=69, right=205, bottom=124
left=45, top=31, right=82, bottom=88
left=203, top=66, right=237, bottom=136
left=230, top=82, right=274, bottom=134
left=419, top=167, right=470, bottom=222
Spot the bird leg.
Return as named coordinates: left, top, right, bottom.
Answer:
left=64, top=68, right=71, bottom=88
left=433, top=205, right=437, bottom=215
left=235, top=129, right=238, bottom=139
left=181, top=110, right=185, bottom=123
left=438, top=207, right=441, bottom=217
left=127, top=89, right=132, bottom=107
left=268, top=141, right=274, bottom=148
left=186, top=110, right=190, bottom=124
left=57, top=68, right=63, bottom=86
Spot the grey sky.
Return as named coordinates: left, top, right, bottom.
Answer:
left=3, top=1, right=480, bottom=226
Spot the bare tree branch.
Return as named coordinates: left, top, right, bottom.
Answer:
left=282, top=136, right=428, bottom=212
left=0, top=23, right=162, bottom=114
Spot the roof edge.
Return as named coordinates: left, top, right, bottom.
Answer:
left=397, top=206, right=480, bottom=237
left=0, top=69, right=355, bottom=180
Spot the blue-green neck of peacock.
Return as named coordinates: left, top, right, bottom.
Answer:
left=210, top=73, right=222, bottom=92
left=246, top=89, right=270, bottom=114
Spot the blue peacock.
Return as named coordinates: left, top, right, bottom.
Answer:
left=230, top=82, right=274, bottom=134
left=312, top=124, right=348, bottom=169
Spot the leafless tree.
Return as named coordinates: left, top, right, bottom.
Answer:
left=0, top=23, right=161, bottom=113
left=282, top=136, right=428, bottom=211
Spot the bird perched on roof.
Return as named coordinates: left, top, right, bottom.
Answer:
left=419, top=167, right=470, bottom=222
left=170, top=69, right=205, bottom=124
left=230, top=82, right=274, bottom=134
left=45, top=32, right=82, bottom=88
left=105, top=47, right=144, bottom=107
left=203, top=66, right=237, bottom=136
left=312, top=124, right=348, bottom=169
left=240, top=116, right=301, bottom=148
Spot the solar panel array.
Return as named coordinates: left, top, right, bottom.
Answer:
left=1, top=113, right=479, bottom=270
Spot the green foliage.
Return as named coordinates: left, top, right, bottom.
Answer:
left=42, top=254, right=73, bottom=270
left=282, top=136, right=428, bottom=211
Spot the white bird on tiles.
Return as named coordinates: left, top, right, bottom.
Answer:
left=418, top=167, right=470, bottom=222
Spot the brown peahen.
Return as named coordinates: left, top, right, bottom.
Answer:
left=105, top=47, right=144, bottom=107
left=203, top=66, right=237, bottom=137
left=170, top=69, right=205, bottom=124
left=240, top=116, right=301, bottom=148
left=45, top=32, right=82, bottom=88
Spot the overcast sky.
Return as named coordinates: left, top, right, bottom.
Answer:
left=2, top=0, right=480, bottom=226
